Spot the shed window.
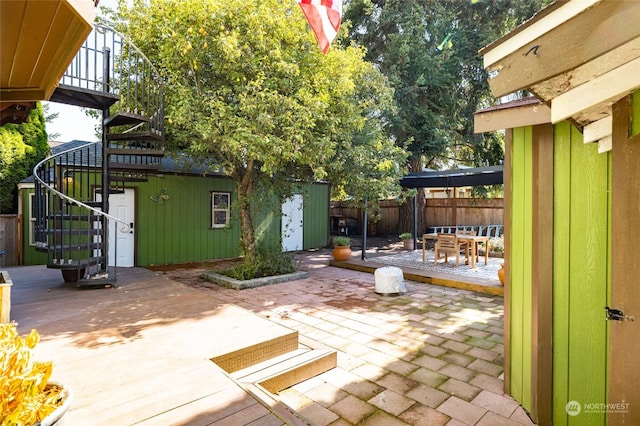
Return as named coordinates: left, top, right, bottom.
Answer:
left=211, top=192, right=230, bottom=228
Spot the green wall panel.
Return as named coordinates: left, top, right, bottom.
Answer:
left=510, top=126, right=533, bottom=411
left=135, top=174, right=240, bottom=266
left=21, top=173, right=329, bottom=267
left=552, top=122, right=610, bottom=426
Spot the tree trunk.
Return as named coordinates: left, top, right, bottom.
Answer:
left=234, top=162, right=256, bottom=260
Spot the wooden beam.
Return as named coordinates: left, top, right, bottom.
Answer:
left=530, top=123, right=554, bottom=426
left=474, top=102, right=550, bottom=133
left=598, top=135, right=612, bottom=153
left=485, top=1, right=640, bottom=98
left=551, top=57, right=640, bottom=123
left=482, top=0, right=599, bottom=68
left=0, top=88, right=47, bottom=102
left=583, top=116, right=612, bottom=144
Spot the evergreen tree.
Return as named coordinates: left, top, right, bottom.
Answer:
left=0, top=103, right=49, bottom=213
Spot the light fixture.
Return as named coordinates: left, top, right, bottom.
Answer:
left=64, top=171, right=74, bottom=185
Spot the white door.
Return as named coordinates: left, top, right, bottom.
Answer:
left=282, top=194, right=303, bottom=252
left=96, top=188, right=135, bottom=267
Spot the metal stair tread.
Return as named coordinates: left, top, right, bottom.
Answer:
left=51, top=84, right=119, bottom=109
left=106, top=147, right=164, bottom=157
left=104, top=112, right=150, bottom=128
left=106, top=131, right=164, bottom=143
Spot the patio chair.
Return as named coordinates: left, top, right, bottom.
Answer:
left=434, top=233, right=468, bottom=267
left=457, top=229, right=477, bottom=260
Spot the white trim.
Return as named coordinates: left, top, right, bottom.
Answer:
left=583, top=115, right=612, bottom=144
left=483, top=0, right=600, bottom=68
left=598, top=135, right=612, bottom=153
left=551, top=56, right=640, bottom=123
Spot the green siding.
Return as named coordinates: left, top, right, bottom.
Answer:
left=510, top=126, right=534, bottom=411
left=135, top=175, right=241, bottom=266
left=552, top=122, right=610, bottom=426
left=21, top=174, right=329, bottom=266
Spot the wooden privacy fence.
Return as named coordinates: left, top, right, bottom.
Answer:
left=425, top=198, right=504, bottom=229
left=330, top=198, right=504, bottom=236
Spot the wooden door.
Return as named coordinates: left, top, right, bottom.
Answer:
left=608, top=98, right=640, bottom=424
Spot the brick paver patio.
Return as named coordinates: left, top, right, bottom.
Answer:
left=159, top=249, right=535, bottom=426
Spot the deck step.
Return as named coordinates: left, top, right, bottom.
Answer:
left=230, top=347, right=337, bottom=394
left=211, top=331, right=299, bottom=373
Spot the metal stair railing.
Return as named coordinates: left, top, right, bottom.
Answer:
left=33, top=20, right=165, bottom=285
left=33, top=142, right=129, bottom=283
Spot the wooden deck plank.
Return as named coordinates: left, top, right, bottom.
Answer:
left=7, top=266, right=294, bottom=425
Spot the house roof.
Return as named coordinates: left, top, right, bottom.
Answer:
left=27, top=140, right=228, bottom=178
left=478, top=0, right=640, bottom=152
left=400, top=165, right=503, bottom=189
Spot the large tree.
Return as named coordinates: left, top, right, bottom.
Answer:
left=117, top=0, right=406, bottom=259
left=344, top=0, right=550, bottom=229
left=0, top=103, right=49, bottom=213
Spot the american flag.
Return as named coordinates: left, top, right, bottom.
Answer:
left=297, top=0, right=342, bottom=54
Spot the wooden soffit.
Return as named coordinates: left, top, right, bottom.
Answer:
left=0, top=0, right=95, bottom=103
left=480, top=0, right=640, bottom=129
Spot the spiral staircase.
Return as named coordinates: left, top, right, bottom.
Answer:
left=33, top=21, right=164, bottom=287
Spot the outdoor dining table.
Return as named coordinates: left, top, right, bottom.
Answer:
left=422, top=233, right=490, bottom=269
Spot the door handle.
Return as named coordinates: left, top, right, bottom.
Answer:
left=130, top=222, right=134, bottom=234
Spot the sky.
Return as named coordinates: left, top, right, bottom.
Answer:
left=44, top=102, right=99, bottom=142
left=44, top=0, right=120, bottom=143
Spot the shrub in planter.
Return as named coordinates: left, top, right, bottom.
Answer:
left=332, top=236, right=352, bottom=261
left=0, top=323, right=71, bottom=425
left=399, top=233, right=414, bottom=250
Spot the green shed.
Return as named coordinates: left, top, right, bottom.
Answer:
left=476, top=1, right=640, bottom=424
left=18, top=142, right=330, bottom=267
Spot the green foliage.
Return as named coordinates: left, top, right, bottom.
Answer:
left=0, top=103, right=49, bottom=213
left=344, top=0, right=551, bottom=169
left=117, top=0, right=406, bottom=258
left=399, top=232, right=412, bottom=240
left=332, top=236, right=351, bottom=246
left=222, top=238, right=298, bottom=280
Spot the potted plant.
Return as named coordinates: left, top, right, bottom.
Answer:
left=1, top=323, right=73, bottom=426
left=399, top=232, right=414, bottom=250
left=332, top=236, right=352, bottom=261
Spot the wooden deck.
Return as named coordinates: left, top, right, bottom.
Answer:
left=330, top=251, right=504, bottom=296
left=8, top=265, right=310, bottom=425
